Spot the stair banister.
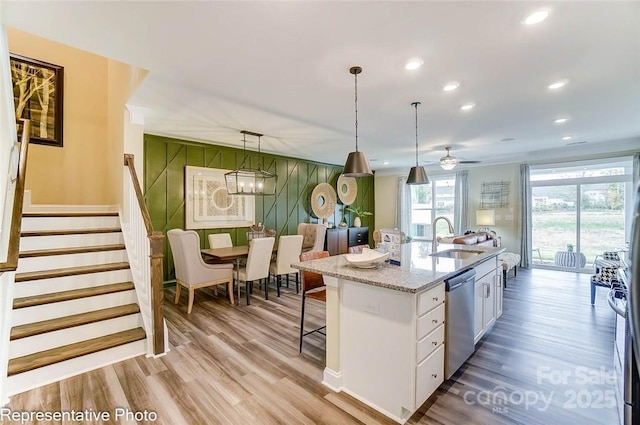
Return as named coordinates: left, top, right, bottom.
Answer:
left=0, top=120, right=29, bottom=406
left=123, top=154, right=165, bottom=356
left=0, top=120, right=29, bottom=272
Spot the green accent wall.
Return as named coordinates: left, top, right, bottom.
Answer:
left=143, top=134, right=375, bottom=281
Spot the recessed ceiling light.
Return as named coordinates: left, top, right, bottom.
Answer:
left=382, top=161, right=389, bottom=165
left=562, top=135, right=572, bottom=140
left=460, top=103, right=475, bottom=111
left=443, top=82, right=460, bottom=92
left=554, top=118, right=568, bottom=124
left=548, top=79, right=568, bottom=90
left=405, top=58, right=424, bottom=70
left=523, top=10, right=549, bottom=25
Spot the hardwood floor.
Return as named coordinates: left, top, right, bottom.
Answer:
left=5, top=268, right=618, bottom=425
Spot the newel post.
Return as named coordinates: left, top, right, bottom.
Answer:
left=149, top=231, right=165, bottom=355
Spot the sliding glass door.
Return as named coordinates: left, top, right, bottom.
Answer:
left=530, top=158, right=632, bottom=272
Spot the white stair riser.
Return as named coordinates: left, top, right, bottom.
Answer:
left=9, top=313, right=143, bottom=358
left=17, top=250, right=128, bottom=273
left=21, top=216, right=120, bottom=232
left=12, top=290, right=138, bottom=326
left=6, top=339, right=146, bottom=397
left=20, top=232, right=124, bottom=251
left=13, top=269, right=132, bottom=298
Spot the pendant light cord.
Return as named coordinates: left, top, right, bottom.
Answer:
left=412, top=101, right=421, bottom=167
left=354, top=70, right=359, bottom=152
left=414, top=103, right=419, bottom=166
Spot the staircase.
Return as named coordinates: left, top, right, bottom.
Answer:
left=6, top=211, right=147, bottom=396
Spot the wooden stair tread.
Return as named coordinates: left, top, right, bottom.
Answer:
left=19, top=244, right=126, bottom=258
left=15, top=262, right=130, bottom=282
left=8, top=328, right=146, bottom=376
left=13, top=281, right=135, bottom=309
left=10, top=304, right=140, bottom=340
left=21, top=228, right=122, bottom=237
left=22, top=212, right=119, bottom=218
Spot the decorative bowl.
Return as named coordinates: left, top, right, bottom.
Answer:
left=344, top=248, right=389, bottom=268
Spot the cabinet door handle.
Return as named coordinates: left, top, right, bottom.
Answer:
left=433, top=296, right=439, bottom=302
left=432, top=341, right=438, bottom=346
left=432, top=319, right=438, bottom=324
left=432, top=374, right=438, bottom=379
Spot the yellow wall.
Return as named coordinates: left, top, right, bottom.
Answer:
left=374, top=175, right=398, bottom=230
left=7, top=28, right=145, bottom=205
left=468, top=164, right=521, bottom=253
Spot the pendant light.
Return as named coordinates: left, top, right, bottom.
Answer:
left=343, top=66, right=373, bottom=177
left=406, top=102, right=429, bottom=185
left=439, top=146, right=458, bottom=171
left=225, top=130, right=277, bottom=196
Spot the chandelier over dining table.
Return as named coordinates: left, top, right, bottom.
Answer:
left=225, top=130, right=277, bottom=196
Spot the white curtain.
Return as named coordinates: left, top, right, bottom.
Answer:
left=633, top=152, right=639, bottom=190
left=396, top=177, right=411, bottom=236
left=454, top=170, right=469, bottom=234
left=520, top=164, right=532, bottom=268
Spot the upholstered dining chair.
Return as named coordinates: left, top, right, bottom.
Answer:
left=297, top=223, right=327, bottom=253
left=167, top=229, right=234, bottom=313
left=237, top=236, right=275, bottom=305
left=269, top=235, right=303, bottom=296
left=590, top=265, right=619, bottom=305
left=208, top=233, right=233, bottom=249
left=299, top=250, right=330, bottom=353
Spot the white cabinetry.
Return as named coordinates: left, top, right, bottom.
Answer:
left=341, top=281, right=445, bottom=423
left=473, top=256, right=502, bottom=344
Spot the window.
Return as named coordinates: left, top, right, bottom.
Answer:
left=530, top=157, right=633, bottom=271
left=410, top=176, right=456, bottom=241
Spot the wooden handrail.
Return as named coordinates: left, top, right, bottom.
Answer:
left=124, top=154, right=153, bottom=236
left=0, top=119, right=30, bottom=272
left=124, top=153, right=165, bottom=355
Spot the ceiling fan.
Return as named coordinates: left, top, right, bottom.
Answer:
left=438, top=146, right=481, bottom=170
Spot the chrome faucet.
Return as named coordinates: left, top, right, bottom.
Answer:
left=432, top=216, right=454, bottom=253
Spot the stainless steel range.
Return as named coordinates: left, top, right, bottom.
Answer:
left=609, top=259, right=639, bottom=425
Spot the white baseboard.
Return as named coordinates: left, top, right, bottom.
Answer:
left=322, top=367, right=343, bottom=392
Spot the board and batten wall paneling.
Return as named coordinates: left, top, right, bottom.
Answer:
left=143, top=134, right=374, bottom=281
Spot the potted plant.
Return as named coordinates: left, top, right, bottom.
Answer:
left=567, top=243, right=574, bottom=252
left=345, top=205, right=372, bottom=228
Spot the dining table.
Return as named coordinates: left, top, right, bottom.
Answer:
left=201, top=245, right=277, bottom=305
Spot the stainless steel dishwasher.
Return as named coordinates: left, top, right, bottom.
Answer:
left=444, top=268, right=476, bottom=379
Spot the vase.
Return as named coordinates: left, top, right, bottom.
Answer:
left=354, top=216, right=361, bottom=228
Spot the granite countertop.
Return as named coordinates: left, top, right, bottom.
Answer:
left=291, top=242, right=505, bottom=293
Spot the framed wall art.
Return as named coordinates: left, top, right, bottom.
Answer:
left=185, top=166, right=255, bottom=229
left=9, top=53, right=64, bottom=147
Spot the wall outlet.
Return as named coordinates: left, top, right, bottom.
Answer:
left=364, top=303, right=380, bottom=315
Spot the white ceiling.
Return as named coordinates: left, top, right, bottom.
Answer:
left=3, top=1, right=640, bottom=174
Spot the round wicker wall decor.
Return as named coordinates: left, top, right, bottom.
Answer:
left=311, top=183, right=337, bottom=219
left=337, top=175, right=357, bottom=205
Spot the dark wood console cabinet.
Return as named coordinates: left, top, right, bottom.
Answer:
left=348, top=226, right=369, bottom=248
left=325, top=226, right=369, bottom=255
left=325, top=228, right=348, bottom=256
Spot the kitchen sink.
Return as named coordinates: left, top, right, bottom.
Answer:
left=430, top=249, right=484, bottom=259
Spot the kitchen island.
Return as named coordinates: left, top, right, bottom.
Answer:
left=292, top=242, right=504, bottom=424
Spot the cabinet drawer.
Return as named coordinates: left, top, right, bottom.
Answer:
left=417, top=303, right=445, bottom=339
left=416, top=323, right=445, bottom=363
left=417, top=284, right=445, bottom=316
left=348, top=227, right=368, bottom=246
left=415, top=345, right=444, bottom=407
